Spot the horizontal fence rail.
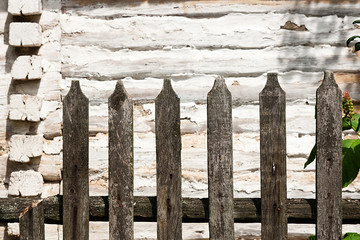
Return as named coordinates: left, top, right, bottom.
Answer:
left=1, top=196, right=360, bottom=224
left=11, top=71, right=350, bottom=239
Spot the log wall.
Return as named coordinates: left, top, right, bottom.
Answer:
left=1, top=0, right=360, bottom=238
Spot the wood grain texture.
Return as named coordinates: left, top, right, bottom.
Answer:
left=207, top=76, right=234, bottom=239
left=61, top=13, right=358, bottom=51
left=63, top=80, right=89, bottom=240
left=155, top=79, right=182, bottom=240
left=61, top=1, right=360, bottom=17
left=316, top=71, right=342, bottom=240
left=61, top=45, right=360, bottom=81
left=19, top=200, right=44, bottom=240
left=108, top=80, right=134, bottom=240
left=259, top=73, right=287, bottom=240
left=1, top=196, right=360, bottom=223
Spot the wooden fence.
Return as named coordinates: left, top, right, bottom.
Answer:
left=2, top=71, right=360, bottom=240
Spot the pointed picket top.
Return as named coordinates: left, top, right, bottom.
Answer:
left=208, top=76, right=230, bottom=98
left=155, top=78, right=182, bottom=240
left=260, top=73, right=284, bottom=96
left=207, top=75, right=234, bottom=239
left=108, top=80, right=134, bottom=239
left=62, top=78, right=89, bottom=240
left=316, top=71, right=341, bottom=94
left=266, top=72, right=281, bottom=87
left=64, top=80, right=88, bottom=102
left=259, top=72, right=287, bottom=239
left=322, top=71, right=336, bottom=86
left=156, top=79, right=178, bottom=101
left=316, top=70, right=342, bottom=239
left=109, top=80, right=131, bottom=109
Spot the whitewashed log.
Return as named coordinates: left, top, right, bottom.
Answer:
left=12, top=72, right=61, bottom=101
left=8, top=170, right=43, bottom=197
left=7, top=223, right=19, bottom=237
left=11, top=56, right=32, bottom=80
left=61, top=45, right=360, bottom=80
left=0, top=155, right=7, bottom=180
left=8, top=0, right=42, bottom=16
left=9, top=23, right=42, bottom=47
left=9, top=94, right=26, bottom=121
left=61, top=13, right=357, bottom=50
left=43, top=137, right=62, bottom=155
left=25, top=95, right=43, bottom=121
left=9, top=94, right=42, bottom=122
left=9, top=135, right=43, bottom=163
left=38, top=108, right=62, bottom=140
left=38, top=154, right=62, bottom=181
left=61, top=1, right=360, bottom=18
left=63, top=71, right=360, bottom=104
left=40, top=101, right=61, bottom=120
left=38, top=42, right=61, bottom=64
left=41, top=182, right=60, bottom=198
left=28, top=56, right=43, bottom=79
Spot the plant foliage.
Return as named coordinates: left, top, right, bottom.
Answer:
left=347, top=20, right=360, bottom=52
left=309, top=232, right=360, bottom=239
left=305, top=91, right=360, bottom=188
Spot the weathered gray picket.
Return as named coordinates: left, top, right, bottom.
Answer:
left=16, top=71, right=346, bottom=240
left=63, top=80, right=89, bottom=240
left=155, top=79, right=182, bottom=239
left=259, top=73, right=287, bottom=240
left=316, top=71, right=342, bottom=239
left=108, top=80, right=134, bottom=240
left=19, top=200, right=44, bottom=240
left=207, top=76, right=234, bottom=239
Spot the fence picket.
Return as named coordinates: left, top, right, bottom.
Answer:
left=108, top=80, right=134, bottom=240
left=12, top=70, right=349, bottom=239
left=63, top=80, right=89, bottom=240
left=207, top=76, right=234, bottom=239
left=155, top=79, right=182, bottom=240
left=19, top=200, right=44, bottom=240
left=316, top=71, right=342, bottom=239
left=259, top=73, right=287, bottom=239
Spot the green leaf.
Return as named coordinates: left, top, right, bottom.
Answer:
left=343, top=114, right=360, bottom=132
left=309, top=235, right=316, bottom=240
left=342, top=139, right=360, bottom=188
left=351, top=114, right=360, bottom=132
left=347, top=36, right=360, bottom=47
left=343, top=232, right=360, bottom=240
left=353, top=20, right=360, bottom=24
left=355, top=42, right=360, bottom=52
left=304, top=144, right=316, bottom=168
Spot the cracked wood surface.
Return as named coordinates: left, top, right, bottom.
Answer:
left=0, top=196, right=359, bottom=224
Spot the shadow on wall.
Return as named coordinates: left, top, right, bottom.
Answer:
left=278, top=0, right=360, bottom=75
